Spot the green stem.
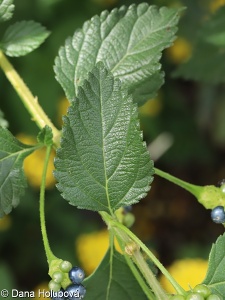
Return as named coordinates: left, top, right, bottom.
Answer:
left=154, top=167, right=202, bottom=198
left=40, top=145, right=57, bottom=263
left=101, top=211, right=186, bottom=297
left=0, top=50, right=60, bottom=145
left=111, top=224, right=156, bottom=300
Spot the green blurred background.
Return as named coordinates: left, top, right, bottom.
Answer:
left=1, top=0, right=225, bottom=293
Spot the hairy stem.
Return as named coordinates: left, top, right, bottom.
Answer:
left=40, top=145, right=57, bottom=263
left=0, top=50, right=60, bottom=145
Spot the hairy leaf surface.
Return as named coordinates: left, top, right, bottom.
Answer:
left=0, top=0, right=14, bottom=22
left=0, top=128, right=37, bottom=217
left=54, top=63, right=153, bottom=213
left=203, top=233, right=225, bottom=297
left=84, top=249, right=147, bottom=299
left=0, top=20, right=50, bottom=57
left=54, top=4, right=181, bottom=105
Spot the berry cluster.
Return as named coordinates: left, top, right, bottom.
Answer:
left=210, top=179, right=225, bottom=224
left=50, top=261, right=86, bottom=300
left=169, top=284, right=222, bottom=300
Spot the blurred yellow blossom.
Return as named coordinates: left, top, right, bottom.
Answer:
left=16, top=134, right=56, bottom=189
left=208, top=0, right=225, bottom=13
left=76, top=229, right=121, bottom=275
left=0, top=215, right=11, bottom=231
left=57, top=97, right=69, bottom=127
left=33, top=282, right=49, bottom=299
left=139, top=95, right=162, bottom=117
left=160, top=258, right=208, bottom=293
left=166, top=37, right=192, bottom=64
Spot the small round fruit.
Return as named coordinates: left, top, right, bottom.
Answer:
left=48, top=280, right=61, bottom=292
left=52, top=271, right=64, bottom=283
left=123, top=212, right=135, bottom=228
left=66, top=283, right=86, bottom=300
left=186, top=293, right=204, bottom=300
left=211, top=206, right=225, bottom=224
left=69, top=266, right=85, bottom=284
left=207, top=295, right=223, bottom=300
left=59, top=260, right=73, bottom=273
left=193, top=284, right=211, bottom=297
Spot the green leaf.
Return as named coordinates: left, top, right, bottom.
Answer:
left=174, top=6, right=225, bottom=83
left=0, top=127, right=38, bottom=217
left=203, top=233, right=225, bottom=297
left=37, top=126, right=53, bottom=146
left=84, top=249, right=147, bottom=299
left=0, top=0, right=14, bottom=23
left=54, top=63, right=153, bottom=213
left=54, top=4, right=181, bottom=105
left=0, top=20, right=50, bottom=57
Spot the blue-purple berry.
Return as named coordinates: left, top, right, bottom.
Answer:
left=69, top=266, right=85, bottom=284
left=66, top=283, right=86, bottom=300
left=211, top=206, right=225, bottom=224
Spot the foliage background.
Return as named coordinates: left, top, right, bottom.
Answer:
left=1, top=0, right=225, bottom=293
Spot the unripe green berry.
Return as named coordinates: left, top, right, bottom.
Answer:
left=123, top=212, right=135, bottom=228
left=48, top=280, right=61, bottom=292
left=186, top=292, right=204, bottom=300
left=193, top=284, right=211, bottom=297
left=52, top=271, right=64, bottom=283
left=59, top=260, right=72, bottom=272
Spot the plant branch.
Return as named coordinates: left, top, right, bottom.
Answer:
left=0, top=50, right=60, bottom=145
left=40, top=145, right=57, bottom=263
left=154, top=167, right=203, bottom=198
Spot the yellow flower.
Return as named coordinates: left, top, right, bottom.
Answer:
left=0, top=215, right=11, bottom=231
left=16, top=134, right=56, bottom=189
left=166, top=37, right=192, bottom=64
left=76, top=229, right=121, bottom=275
left=160, top=258, right=208, bottom=293
left=139, top=95, right=163, bottom=117
left=208, top=0, right=225, bottom=13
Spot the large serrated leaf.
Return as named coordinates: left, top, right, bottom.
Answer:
left=0, top=127, right=38, bottom=217
left=54, top=4, right=181, bottom=105
left=84, top=249, right=147, bottom=299
left=202, top=233, right=225, bottom=297
left=0, top=0, right=14, bottom=23
left=54, top=63, right=153, bottom=213
left=0, top=20, right=50, bottom=57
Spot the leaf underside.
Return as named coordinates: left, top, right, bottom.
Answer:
left=54, top=3, right=181, bottom=105
left=54, top=63, right=153, bottom=213
left=84, top=249, right=147, bottom=300
left=0, top=20, right=50, bottom=57
left=0, top=0, right=14, bottom=23
left=0, top=127, right=36, bottom=217
left=203, top=233, right=225, bottom=297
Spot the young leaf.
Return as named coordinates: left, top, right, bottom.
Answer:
left=54, top=4, right=181, bottom=105
left=0, top=127, right=38, bottom=217
left=37, top=126, right=53, bottom=146
left=84, top=249, right=147, bottom=299
left=0, top=0, right=14, bottom=23
left=0, top=20, right=50, bottom=57
left=54, top=63, right=153, bottom=213
left=202, top=233, right=225, bottom=297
